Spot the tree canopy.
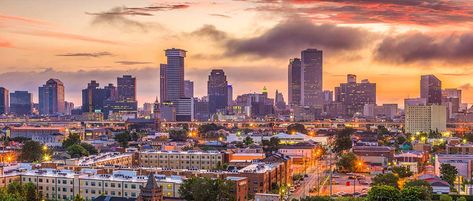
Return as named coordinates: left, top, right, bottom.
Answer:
left=372, top=173, right=400, bottom=189
left=440, top=163, right=458, bottom=187
left=179, top=177, right=235, bottom=201
left=20, top=140, right=43, bottom=162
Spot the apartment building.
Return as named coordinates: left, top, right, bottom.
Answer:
left=19, top=169, right=182, bottom=201
left=139, top=150, right=224, bottom=170
left=66, top=152, right=135, bottom=167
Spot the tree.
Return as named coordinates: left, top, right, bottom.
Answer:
left=439, top=194, right=453, bottom=201
left=367, top=185, right=400, bottom=201
left=114, top=132, right=131, bottom=148
left=440, top=163, right=458, bottom=187
left=457, top=197, right=467, bottom=201
left=80, top=142, right=98, bottom=155
left=198, top=123, right=224, bottom=135
left=243, top=136, right=254, bottom=145
left=23, top=182, right=37, bottom=201
left=73, top=194, right=85, bottom=201
left=179, top=177, right=235, bottom=201
left=392, top=166, right=413, bottom=178
left=404, top=180, right=433, bottom=195
left=62, top=133, right=81, bottom=148
left=333, top=128, right=354, bottom=153
left=336, top=153, right=357, bottom=173
left=372, top=173, right=400, bottom=189
left=20, top=140, right=43, bottom=162
left=400, top=186, right=431, bottom=201
left=169, top=129, right=188, bottom=141
left=67, top=144, right=90, bottom=158
left=262, top=137, right=280, bottom=153
left=287, top=123, right=307, bottom=134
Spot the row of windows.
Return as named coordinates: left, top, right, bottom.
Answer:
left=141, top=155, right=221, bottom=159
left=23, top=177, right=73, bottom=185
left=142, top=160, right=218, bottom=164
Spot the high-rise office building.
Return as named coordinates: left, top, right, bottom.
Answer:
left=164, top=48, right=186, bottom=101
left=323, top=90, right=333, bottom=104
left=227, top=84, right=233, bottom=106
left=184, top=80, right=194, bottom=98
left=335, top=74, right=376, bottom=116
left=117, top=75, right=136, bottom=101
left=420, top=75, right=442, bottom=105
left=0, top=87, right=9, bottom=114
left=301, top=49, right=323, bottom=107
left=39, top=79, right=65, bottom=115
left=159, top=64, right=167, bottom=102
left=288, top=58, right=302, bottom=106
left=10, top=91, right=32, bottom=115
left=207, top=69, right=228, bottom=114
left=103, top=76, right=138, bottom=119
left=82, top=80, right=116, bottom=113
left=442, top=88, right=462, bottom=116
left=275, top=90, right=286, bottom=110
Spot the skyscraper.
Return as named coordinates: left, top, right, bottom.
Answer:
left=207, top=69, right=228, bottom=114
left=275, top=90, right=286, bottom=110
left=301, top=49, right=323, bottom=107
left=82, top=80, right=115, bottom=113
left=117, top=75, right=136, bottom=101
left=420, top=75, right=442, bottom=105
left=39, top=79, right=65, bottom=115
left=0, top=87, right=9, bottom=114
left=184, top=80, right=194, bottom=98
left=10, top=91, right=32, bottom=115
left=335, top=74, right=376, bottom=116
left=159, top=64, right=167, bottom=102
left=164, top=48, right=186, bottom=101
left=227, top=84, right=233, bottom=106
left=288, top=58, right=301, bottom=106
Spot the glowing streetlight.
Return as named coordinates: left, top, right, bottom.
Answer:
left=43, top=155, right=51, bottom=161
left=410, top=136, right=415, bottom=142
left=42, top=145, right=48, bottom=151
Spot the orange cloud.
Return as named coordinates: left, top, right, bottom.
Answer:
left=0, top=13, right=51, bottom=26
left=0, top=38, right=13, bottom=48
left=14, top=30, right=124, bottom=45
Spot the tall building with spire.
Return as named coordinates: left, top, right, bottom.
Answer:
left=207, top=69, right=228, bottom=115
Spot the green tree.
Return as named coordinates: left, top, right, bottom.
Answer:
left=198, top=123, right=224, bottom=135
left=80, top=142, right=98, bottom=155
left=169, top=129, right=188, bottom=141
left=367, top=185, right=400, bottom=201
left=23, top=182, right=37, bottom=201
left=262, top=137, right=280, bottom=153
left=372, top=173, right=400, bottom=189
left=404, top=180, right=433, bottom=195
left=62, top=133, right=81, bottom=148
left=299, top=196, right=332, bottom=201
left=439, top=194, right=453, bottom=201
left=114, top=132, right=131, bottom=148
left=392, top=166, right=413, bottom=178
left=67, top=144, right=90, bottom=158
left=73, top=194, right=86, bottom=201
left=400, top=186, right=431, bottom=201
left=440, top=163, right=458, bottom=187
left=179, top=177, right=235, bottom=201
left=457, top=197, right=467, bottom=201
left=243, top=136, right=254, bottom=145
left=336, top=153, right=357, bottom=173
left=287, top=123, right=307, bottom=134
left=333, top=128, right=354, bottom=153
left=20, top=140, right=43, bottom=162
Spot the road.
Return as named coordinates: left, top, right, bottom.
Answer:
left=290, top=159, right=329, bottom=200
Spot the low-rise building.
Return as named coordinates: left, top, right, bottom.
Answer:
left=139, top=150, right=224, bottom=170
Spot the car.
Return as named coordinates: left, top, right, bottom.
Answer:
left=304, top=174, right=309, bottom=178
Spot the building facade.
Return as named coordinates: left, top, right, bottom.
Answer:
left=39, top=79, right=65, bottom=115
left=288, top=58, right=302, bottom=106
left=208, top=69, right=228, bottom=115
left=301, top=49, right=323, bottom=107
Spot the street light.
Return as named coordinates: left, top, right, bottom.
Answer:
left=43, top=155, right=50, bottom=161
left=42, top=145, right=48, bottom=151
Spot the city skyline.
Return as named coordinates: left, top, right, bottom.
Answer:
left=2, top=0, right=473, bottom=106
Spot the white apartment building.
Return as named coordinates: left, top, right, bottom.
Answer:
left=19, top=169, right=182, bottom=201
left=405, top=105, right=447, bottom=134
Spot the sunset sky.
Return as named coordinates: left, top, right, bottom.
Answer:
left=1, top=0, right=473, bottom=107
